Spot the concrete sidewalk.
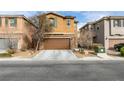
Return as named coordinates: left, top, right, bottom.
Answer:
left=0, top=55, right=123, bottom=61
left=0, top=50, right=123, bottom=61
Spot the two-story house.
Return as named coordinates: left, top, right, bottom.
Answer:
left=39, top=12, right=78, bottom=49
left=80, top=16, right=124, bottom=50
left=0, top=15, right=37, bottom=50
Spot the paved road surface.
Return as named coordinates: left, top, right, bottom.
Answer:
left=0, top=60, right=124, bottom=81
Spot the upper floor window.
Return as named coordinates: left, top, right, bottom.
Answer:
left=0, top=17, right=1, bottom=27
left=113, top=20, right=121, bottom=27
left=67, top=19, right=71, bottom=28
left=10, top=18, right=17, bottom=27
left=49, top=18, right=57, bottom=27
left=96, top=26, right=100, bottom=31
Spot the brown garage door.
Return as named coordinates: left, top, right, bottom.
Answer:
left=44, top=38, right=70, bottom=49
left=109, top=39, right=124, bottom=49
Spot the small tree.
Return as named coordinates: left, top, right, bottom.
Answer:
left=30, top=13, right=53, bottom=51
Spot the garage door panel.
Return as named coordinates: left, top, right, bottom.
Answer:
left=44, top=38, right=70, bottom=49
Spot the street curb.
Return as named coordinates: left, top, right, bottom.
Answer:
left=0, top=60, right=123, bottom=66
left=0, top=57, right=124, bottom=61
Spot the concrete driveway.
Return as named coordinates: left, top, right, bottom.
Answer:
left=33, top=50, right=77, bottom=60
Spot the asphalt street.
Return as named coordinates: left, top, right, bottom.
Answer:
left=0, top=60, right=124, bottom=81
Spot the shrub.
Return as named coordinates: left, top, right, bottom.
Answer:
left=120, top=47, right=124, bottom=56
left=92, top=43, right=103, bottom=53
left=0, top=53, right=12, bottom=57
left=6, top=49, right=15, bottom=54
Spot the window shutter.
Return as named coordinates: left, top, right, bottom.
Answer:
left=0, top=17, right=1, bottom=26
left=55, top=18, right=57, bottom=27
left=5, top=18, right=8, bottom=26
left=14, top=18, right=17, bottom=26
left=123, top=20, right=124, bottom=27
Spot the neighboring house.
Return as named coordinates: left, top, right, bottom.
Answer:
left=80, top=16, right=124, bottom=50
left=39, top=12, right=78, bottom=49
left=79, top=22, right=94, bottom=47
left=0, top=15, right=37, bottom=50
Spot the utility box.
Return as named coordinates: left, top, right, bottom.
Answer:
left=79, top=48, right=84, bottom=53
left=95, top=46, right=105, bottom=53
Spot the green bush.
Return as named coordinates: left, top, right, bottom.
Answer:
left=92, top=43, right=103, bottom=53
left=120, top=47, right=124, bottom=56
left=6, top=49, right=15, bottom=54
left=0, top=53, right=12, bottom=57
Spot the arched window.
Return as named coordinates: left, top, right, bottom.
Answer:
left=49, top=18, right=57, bottom=27
left=67, top=19, right=71, bottom=28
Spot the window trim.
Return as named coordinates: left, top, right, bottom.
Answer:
left=49, top=18, right=57, bottom=27
left=9, top=17, right=17, bottom=27
left=0, top=17, right=1, bottom=27
left=5, top=18, right=8, bottom=27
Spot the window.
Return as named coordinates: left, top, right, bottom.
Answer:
left=49, top=18, right=57, bottom=27
left=67, top=19, right=71, bottom=28
left=113, top=20, right=121, bottom=27
left=10, top=18, right=17, bottom=27
left=5, top=18, right=8, bottom=26
left=96, top=26, right=99, bottom=30
left=0, top=17, right=1, bottom=26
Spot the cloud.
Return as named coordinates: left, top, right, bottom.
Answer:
left=0, top=11, right=26, bottom=15
left=0, top=11, right=39, bottom=17
left=77, top=22, right=86, bottom=30
left=77, top=11, right=115, bottom=30
left=81, top=11, right=112, bottom=22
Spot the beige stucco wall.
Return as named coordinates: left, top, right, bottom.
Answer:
left=104, top=19, right=110, bottom=49
left=110, top=20, right=124, bottom=35
left=94, top=20, right=105, bottom=46
left=46, top=14, right=75, bottom=33
left=0, top=16, right=36, bottom=49
left=104, top=19, right=124, bottom=49
left=0, top=17, right=23, bottom=33
left=40, top=13, right=77, bottom=49
left=80, top=17, right=124, bottom=50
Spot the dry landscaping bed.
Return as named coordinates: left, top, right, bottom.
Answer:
left=73, top=50, right=96, bottom=58
left=12, top=50, right=41, bottom=58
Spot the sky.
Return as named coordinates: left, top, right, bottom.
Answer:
left=1, top=11, right=124, bottom=29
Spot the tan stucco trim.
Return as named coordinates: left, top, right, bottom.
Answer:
left=44, top=37, right=71, bottom=38
left=44, top=32, right=75, bottom=35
